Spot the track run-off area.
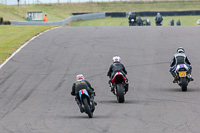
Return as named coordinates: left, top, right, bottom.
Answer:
left=0, top=26, right=200, bottom=133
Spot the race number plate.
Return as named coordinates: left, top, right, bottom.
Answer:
left=179, top=71, right=186, bottom=77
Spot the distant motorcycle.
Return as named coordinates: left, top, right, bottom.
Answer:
left=156, top=22, right=162, bottom=26
left=76, top=89, right=95, bottom=118
left=175, top=64, right=191, bottom=91
left=129, top=19, right=137, bottom=26
left=143, top=19, right=151, bottom=26
left=110, top=72, right=128, bottom=103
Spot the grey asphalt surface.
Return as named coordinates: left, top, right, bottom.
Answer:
left=0, top=26, right=200, bottom=133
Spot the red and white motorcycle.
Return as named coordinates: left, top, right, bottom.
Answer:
left=110, top=72, right=128, bottom=103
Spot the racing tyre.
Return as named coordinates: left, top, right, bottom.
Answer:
left=83, top=97, right=93, bottom=118
left=181, top=77, right=188, bottom=92
left=116, top=83, right=125, bottom=103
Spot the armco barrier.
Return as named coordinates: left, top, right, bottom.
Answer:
left=10, top=12, right=105, bottom=25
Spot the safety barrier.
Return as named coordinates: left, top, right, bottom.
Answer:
left=74, top=10, right=200, bottom=17
left=10, top=12, right=105, bottom=25
left=136, top=10, right=200, bottom=16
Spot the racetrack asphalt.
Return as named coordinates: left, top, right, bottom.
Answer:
left=0, top=26, right=200, bottom=133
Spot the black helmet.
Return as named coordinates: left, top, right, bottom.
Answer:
left=177, top=47, right=185, bottom=53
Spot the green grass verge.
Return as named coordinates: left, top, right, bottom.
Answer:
left=71, top=16, right=200, bottom=26
left=0, top=25, right=55, bottom=64
left=1, top=1, right=200, bottom=21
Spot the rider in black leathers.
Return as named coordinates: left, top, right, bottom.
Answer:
left=170, top=19, right=174, bottom=26
left=155, top=12, right=163, bottom=26
left=128, top=12, right=136, bottom=26
left=107, top=56, right=129, bottom=92
left=170, top=47, right=193, bottom=83
left=176, top=19, right=181, bottom=26
left=71, top=74, right=96, bottom=112
left=143, top=18, right=151, bottom=26
left=137, top=16, right=143, bottom=26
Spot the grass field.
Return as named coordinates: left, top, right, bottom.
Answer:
left=71, top=16, right=200, bottom=26
left=0, top=25, right=54, bottom=64
left=1, top=1, right=200, bottom=21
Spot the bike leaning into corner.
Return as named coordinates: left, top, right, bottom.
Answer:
left=71, top=74, right=97, bottom=118
left=76, top=89, right=96, bottom=118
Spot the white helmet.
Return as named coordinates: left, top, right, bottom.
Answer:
left=76, top=74, right=84, bottom=81
left=177, top=47, right=185, bottom=53
left=112, top=56, right=121, bottom=63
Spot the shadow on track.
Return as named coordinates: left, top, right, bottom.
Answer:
left=161, top=87, right=200, bottom=92
left=98, top=99, right=135, bottom=104
left=67, top=115, right=108, bottom=119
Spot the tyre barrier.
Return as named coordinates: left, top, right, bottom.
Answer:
left=74, top=10, right=200, bottom=17
left=0, top=17, right=3, bottom=25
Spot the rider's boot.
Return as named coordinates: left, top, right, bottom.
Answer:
left=124, top=80, right=129, bottom=93
left=79, top=104, right=84, bottom=113
left=108, top=79, right=111, bottom=87
left=76, top=98, right=84, bottom=113
left=109, top=81, right=114, bottom=93
left=173, top=76, right=179, bottom=83
left=187, top=74, right=194, bottom=81
left=171, top=71, right=178, bottom=83
left=90, top=94, right=97, bottom=106
left=111, top=85, right=114, bottom=93
left=94, top=101, right=97, bottom=106
left=80, top=104, right=84, bottom=113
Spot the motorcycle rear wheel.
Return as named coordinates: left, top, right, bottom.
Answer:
left=181, top=77, right=188, bottom=92
left=116, top=83, right=125, bottom=103
left=83, top=98, right=93, bottom=118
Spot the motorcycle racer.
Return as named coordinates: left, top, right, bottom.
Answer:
left=128, top=12, right=136, bottom=23
left=71, top=74, right=97, bottom=112
left=107, top=56, right=129, bottom=93
left=155, top=12, right=163, bottom=26
left=128, top=12, right=137, bottom=26
left=170, top=47, right=193, bottom=83
left=137, top=16, right=143, bottom=26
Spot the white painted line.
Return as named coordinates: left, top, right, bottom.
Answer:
left=0, top=27, right=60, bottom=69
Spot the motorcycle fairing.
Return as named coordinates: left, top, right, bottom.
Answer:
left=79, top=89, right=89, bottom=99
left=176, top=64, right=188, bottom=72
left=111, top=72, right=126, bottom=83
